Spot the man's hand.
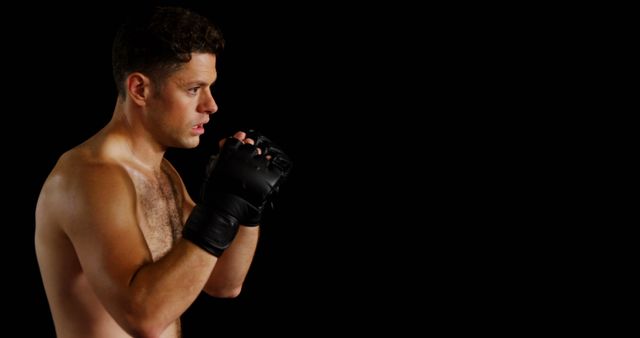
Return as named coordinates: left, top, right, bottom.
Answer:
left=203, top=130, right=291, bottom=225
left=182, top=131, right=292, bottom=256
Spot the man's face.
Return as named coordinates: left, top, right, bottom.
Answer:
left=146, top=53, right=218, bottom=149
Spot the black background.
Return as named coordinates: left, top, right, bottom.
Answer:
left=4, top=1, right=425, bottom=336
left=1, top=2, right=581, bottom=335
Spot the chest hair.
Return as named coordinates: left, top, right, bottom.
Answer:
left=132, top=164, right=184, bottom=261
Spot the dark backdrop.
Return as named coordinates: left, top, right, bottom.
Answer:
left=3, top=2, right=571, bottom=335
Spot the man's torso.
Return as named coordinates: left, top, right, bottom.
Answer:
left=36, top=141, right=188, bottom=337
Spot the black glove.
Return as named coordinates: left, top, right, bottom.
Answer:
left=182, top=133, right=292, bottom=256
left=240, top=129, right=292, bottom=225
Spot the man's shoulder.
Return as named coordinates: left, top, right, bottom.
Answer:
left=45, top=146, right=132, bottom=196
left=37, top=148, right=134, bottom=231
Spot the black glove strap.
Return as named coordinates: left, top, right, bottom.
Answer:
left=182, top=204, right=240, bottom=257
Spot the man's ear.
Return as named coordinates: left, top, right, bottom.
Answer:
left=126, top=72, right=151, bottom=105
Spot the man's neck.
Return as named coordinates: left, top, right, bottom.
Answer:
left=108, top=103, right=166, bottom=171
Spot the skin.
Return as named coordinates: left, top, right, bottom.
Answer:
left=35, top=53, right=259, bottom=338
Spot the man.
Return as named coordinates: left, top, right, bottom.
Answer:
left=35, top=6, right=290, bottom=338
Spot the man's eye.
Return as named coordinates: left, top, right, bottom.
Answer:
left=189, top=87, right=200, bottom=94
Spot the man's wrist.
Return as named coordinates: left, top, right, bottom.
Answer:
left=182, top=204, right=239, bottom=257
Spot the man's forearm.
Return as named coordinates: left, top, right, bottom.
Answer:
left=123, top=240, right=216, bottom=335
left=204, top=226, right=259, bottom=297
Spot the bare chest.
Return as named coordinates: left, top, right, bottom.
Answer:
left=129, top=167, right=184, bottom=261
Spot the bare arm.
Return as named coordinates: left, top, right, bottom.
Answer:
left=203, top=225, right=259, bottom=297
left=181, top=196, right=259, bottom=298
left=172, top=155, right=259, bottom=298
left=63, top=163, right=215, bottom=337
left=197, top=130, right=290, bottom=297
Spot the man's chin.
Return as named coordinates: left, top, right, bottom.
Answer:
left=185, top=140, right=200, bottom=149
left=173, top=138, right=200, bottom=149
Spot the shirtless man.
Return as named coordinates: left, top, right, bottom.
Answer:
left=35, top=6, right=290, bottom=338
